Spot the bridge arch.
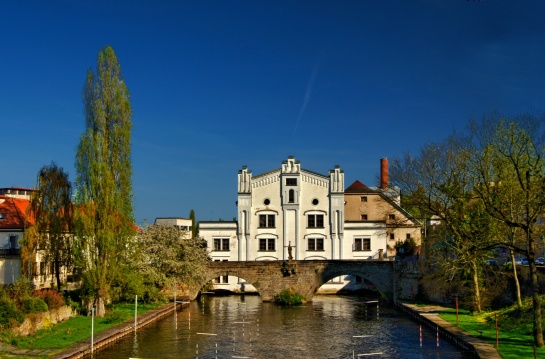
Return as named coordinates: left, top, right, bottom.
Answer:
left=199, top=260, right=397, bottom=302
left=314, top=268, right=388, bottom=297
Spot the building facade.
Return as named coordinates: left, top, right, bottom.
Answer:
left=0, top=192, right=29, bottom=285
left=0, top=187, right=74, bottom=288
left=199, top=157, right=421, bottom=293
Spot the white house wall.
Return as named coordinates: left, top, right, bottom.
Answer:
left=200, top=158, right=398, bottom=264
left=0, top=258, right=21, bottom=284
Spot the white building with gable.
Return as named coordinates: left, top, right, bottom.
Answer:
left=199, top=157, right=421, bottom=293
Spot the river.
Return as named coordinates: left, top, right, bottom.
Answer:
left=92, top=294, right=473, bottom=358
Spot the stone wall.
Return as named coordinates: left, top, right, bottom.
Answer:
left=393, top=260, right=420, bottom=300
left=12, top=306, right=75, bottom=336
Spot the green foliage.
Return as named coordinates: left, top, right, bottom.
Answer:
left=274, top=288, right=306, bottom=306
left=20, top=297, right=48, bottom=314
left=136, top=224, right=210, bottom=299
left=26, top=162, right=73, bottom=292
left=6, top=278, right=34, bottom=307
left=395, top=238, right=417, bottom=257
left=0, top=296, right=24, bottom=328
left=74, top=46, right=134, bottom=316
left=189, top=209, right=198, bottom=238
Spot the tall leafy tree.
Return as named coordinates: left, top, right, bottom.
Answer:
left=24, top=163, right=73, bottom=292
left=466, top=114, right=545, bottom=347
left=74, top=46, right=134, bottom=317
left=189, top=209, right=198, bottom=238
left=391, top=137, right=496, bottom=312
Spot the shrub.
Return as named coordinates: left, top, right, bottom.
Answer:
left=0, top=296, right=24, bottom=328
left=6, top=278, right=34, bottom=307
left=20, top=297, right=48, bottom=314
left=274, top=288, right=306, bottom=306
left=35, top=289, right=65, bottom=310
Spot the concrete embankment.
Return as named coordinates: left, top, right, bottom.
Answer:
left=397, top=302, right=502, bottom=359
left=51, top=300, right=189, bottom=359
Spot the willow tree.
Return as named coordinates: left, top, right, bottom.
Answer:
left=74, top=46, right=134, bottom=317
left=25, top=163, right=73, bottom=292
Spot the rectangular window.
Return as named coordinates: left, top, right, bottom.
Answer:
left=40, top=262, right=46, bottom=276
left=9, top=234, right=18, bottom=249
left=308, top=214, right=324, bottom=228
left=259, top=238, right=275, bottom=251
left=259, top=214, right=275, bottom=228
left=361, top=196, right=367, bottom=202
left=390, top=233, right=395, bottom=240
left=361, top=214, right=367, bottom=221
left=307, top=238, right=324, bottom=251
left=354, top=238, right=371, bottom=251
left=213, top=238, right=229, bottom=251
left=388, top=214, right=396, bottom=220
left=286, top=178, right=297, bottom=186
left=406, top=233, right=411, bottom=240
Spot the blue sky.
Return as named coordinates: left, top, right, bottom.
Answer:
left=2, top=1, right=545, bottom=224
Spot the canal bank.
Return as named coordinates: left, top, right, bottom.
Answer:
left=397, top=302, right=502, bottom=359
left=49, top=300, right=189, bottom=359
left=0, top=298, right=500, bottom=358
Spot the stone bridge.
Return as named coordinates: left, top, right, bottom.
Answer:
left=195, top=260, right=418, bottom=302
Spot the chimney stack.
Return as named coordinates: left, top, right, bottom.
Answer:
left=380, top=158, right=389, bottom=189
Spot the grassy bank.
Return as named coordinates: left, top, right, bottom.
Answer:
left=436, top=296, right=545, bottom=359
left=0, top=301, right=164, bottom=356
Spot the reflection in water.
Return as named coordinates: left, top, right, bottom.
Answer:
left=92, top=295, right=472, bottom=359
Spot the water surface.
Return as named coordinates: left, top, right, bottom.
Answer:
left=92, top=295, right=473, bottom=358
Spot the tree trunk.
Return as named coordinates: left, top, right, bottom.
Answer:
left=510, top=249, right=522, bottom=307
left=528, top=235, right=544, bottom=347
left=471, top=258, right=482, bottom=313
left=96, top=296, right=106, bottom=317
left=54, top=253, right=62, bottom=293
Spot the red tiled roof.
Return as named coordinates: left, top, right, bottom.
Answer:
left=0, top=198, right=32, bottom=229
left=344, top=180, right=379, bottom=194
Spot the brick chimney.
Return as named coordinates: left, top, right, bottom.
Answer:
left=380, top=158, right=389, bottom=189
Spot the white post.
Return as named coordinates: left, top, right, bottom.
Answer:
left=135, top=295, right=138, bottom=330
left=91, top=307, right=94, bottom=354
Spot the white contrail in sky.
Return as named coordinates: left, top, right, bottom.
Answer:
left=293, top=63, right=319, bottom=136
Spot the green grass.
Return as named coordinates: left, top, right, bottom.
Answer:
left=436, top=297, right=545, bottom=359
left=0, top=301, right=165, bottom=356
